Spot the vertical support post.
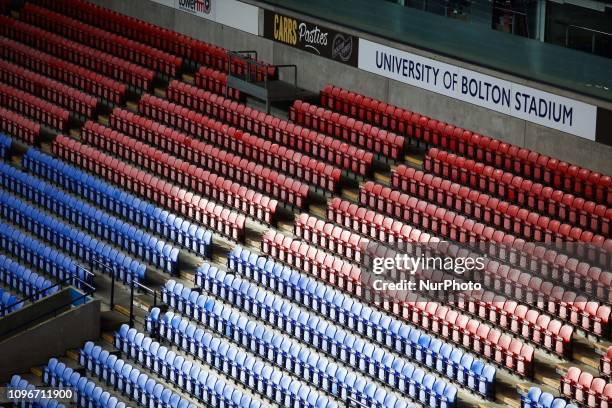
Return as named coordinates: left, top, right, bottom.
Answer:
left=110, top=265, right=116, bottom=310
left=129, top=278, right=135, bottom=327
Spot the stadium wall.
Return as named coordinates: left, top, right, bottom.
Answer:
left=92, top=0, right=612, bottom=174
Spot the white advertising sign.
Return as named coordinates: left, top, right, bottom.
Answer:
left=171, top=0, right=258, bottom=35
left=358, top=38, right=597, bottom=140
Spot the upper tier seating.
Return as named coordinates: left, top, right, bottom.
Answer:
left=290, top=100, right=405, bottom=161
left=320, top=85, right=611, bottom=205
left=0, top=59, right=97, bottom=118
left=0, top=82, right=70, bottom=131
left=0, top=36, right=125, bottom=104
left=166, top=81, right=374, bottom=177
left=0, top=15, right=154, bottom=90
left=30, top=0, right=275, bottom=80
left=81, top=120, right=279, bottom=225
left=158, top=88, right=343, bottom=192
left=21, top=3, right=181, bottom=78
left=195, top=66, right=241, bottom=101
left=138, top=94, right=310, bottom=208
left=393, top=165, right=611, bottom=237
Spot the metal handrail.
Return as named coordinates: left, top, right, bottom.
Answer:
left=1, top=267, right=95, bottom=315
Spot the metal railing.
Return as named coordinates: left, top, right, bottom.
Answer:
left=564, top=23, right=612, bottom=56
left=0, top=268, right=96, bottom=339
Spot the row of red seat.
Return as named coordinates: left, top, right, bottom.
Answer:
left=0, top=107, right=40, bottom=145
left=31, top=0, right=276, bottom=81
left=53, top=135, right=245, bottom=241
left=327, top=197, right=611, bottom=338
left=294, top=213, right=369, bottom=263
left=195, top=66, right=241, bottom=101
left=81, top=121, right=278, bottom=225
left=294, top=211, right=573, bottom=357
left=454, top=290, right=573, bottom=357
left=261, top=229, right=361, bottom=292
left=140, top=92, right=341, bottom=192
left=424, top=149, right=611, bottom=263
left=320, top=85, right=611, bottom=205
left=0, top=82, right=69, bottom=131
left=394, top=164, right=610, bottom=237
left=359, top=181, right=611, bottom=298
left=561, top=367, right=611, bottom=407
left=290, top=100, right=405, bottom=160
left=0, top=15, right=154, bottom=90
left=364, top=177, right=606, bottom=249
left=321, top=197, right=582, bottom=356
left=262, top=227, right=535, bottom=376
left=0, top=36, right=125, bottom=105
left=165, top=80, right=373, bottom=177
left=22, top=3, right=181, bottom=77
left=0, top=60, right=96, bottom=118
left=138, top=94, right=309, bottom=208
left=424, top=148, right=611, bottom=225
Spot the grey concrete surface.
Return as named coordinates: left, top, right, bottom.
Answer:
left=0, top=295, right=100, bottom=381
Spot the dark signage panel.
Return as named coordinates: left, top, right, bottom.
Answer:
left=263, top=9, right=359, bottom=67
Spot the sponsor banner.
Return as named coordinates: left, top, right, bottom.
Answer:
left=175, top=0, right=215, bottom=20
left=263, top=9, right=358, bottom=67
left=358, top=38, right=597, bottom=140
left=172, top=0, right=258, bottom=35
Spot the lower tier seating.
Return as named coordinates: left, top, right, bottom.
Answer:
left=22, top=148, right=213, bottom=259
left=0, top=162, right=179, bottom=275
left=521, top=387, right=575, bottom=408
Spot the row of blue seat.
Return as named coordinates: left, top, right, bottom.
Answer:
left=154, top=276, right=433, bottom=408
left=23, top=148, right=212, bottom=259
left=0, top=286, right=21, bottom=316
left=168, top=271, right=458, bottom=407
left=0, top=133, right=11, bottom=158
left=521, top=387, right=576, bottom=408
left=155, top=295, right=417, bottom=408
left=78, top=340, right=265, bottom=408
left=0, top=162, right=178, bottom=274
left=0, top=253, right=58, bottom=300
left=8, top=374, right=66, bottom=408
left=0, top=220, right=90, bottom=289
left=0, top=189, right=146, bottom=283
left=224, top=246, right=495, bottom=397
left=42, top=358, right=126, bottom=408
left=142, top=308, right=350, bottom=408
